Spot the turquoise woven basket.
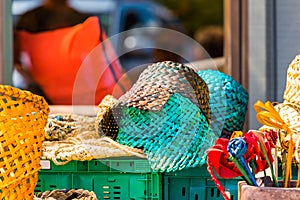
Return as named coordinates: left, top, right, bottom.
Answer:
left=197, top=69, right=249, bottom=138
left=99, top=61, right=215, bottom=172
left=116, top=93, right=214, bottom=172
left=97, top=64, right=249, bottom=172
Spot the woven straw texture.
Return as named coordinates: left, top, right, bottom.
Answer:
left=116, top=93, right=213, bottom=172
left=197, top=69, right=248, bottom=137
left=43, top=113, right=146, bottom=165
left=281, top=55, right=300, bottom=149
left=284, top=54, right=300, bottom=104
left=34, top=189, right=97, bottom=200
left=118, top=61, right=210, bottom=123
left=275, top=103, right=300, bottom=132
left=258, top=54, right=300, bottom=164
left=98, top=61, right=214, bottom=172
left=0, top=85, right=49, bottom=200
left=45, top=113, right=96, bottom=141
left=260, top=55, right=300, bottom=139
left=260, top=102, right=300, bottom=152
left=96, top=95, right=119, bottom=139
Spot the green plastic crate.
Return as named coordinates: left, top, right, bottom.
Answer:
left=36, top=158, right=162, bottom=199
left=39, top=157, right=153, bottom=173
left=73, top=172, right=161, bottom=199
left=35, top=172, right=74, bottom=193
left=163, top=165, right=242, bottom=200
left=36, top=158, right=242, bottom=200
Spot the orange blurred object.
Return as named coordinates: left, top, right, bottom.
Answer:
left=17, top=16, right=128, bottom=105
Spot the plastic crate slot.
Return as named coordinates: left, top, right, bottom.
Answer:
left=103, top=185, right=110, bottom=197
left=217, top=188, right=221, bottom=197
left=92, top=179, right=95, bottom=191
left=116, top=162, right=120, bottom=166
left=181, top=187, right=186, bottom=196
left=113, top=185, right=121, bottom=198
left=130, top=162, right=133, bottom=167
left=35, top=179, right=41, bottom=188
left=210, top=188, right=214, bottom=197
left=108, top=177, right=116, bottom=182
left=194, top=194, right=199, bottom=200
left=103, top=191, right=111, bottom=197
left=49, top=185, right=57, bottom=188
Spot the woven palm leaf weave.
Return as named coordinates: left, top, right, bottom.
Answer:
left=117, top=61, right=210, bottom=122
left=0, top=85, right=49, bottom=200
left=197, top=69, right=249, bottom=138
left=260, top=55, right=300, bottom=138
left=257, top=54, right=300, bottom=166
left=259, top=55, right=300, bottom=160
left=259, top=102, right=300, bottom=146
left=98, top=61, right=214, bottom=172
left=280, top=55, right=300, bottom=141
left=96, top=95, right=119, bottom=139
left=284, top=54, right=300, bottom=104
left=116, top=93, right=213, bottom=172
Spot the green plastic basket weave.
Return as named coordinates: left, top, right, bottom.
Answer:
left=197, top=69, right=248, bottom=138
left=98, top=61, right=214, bottom=172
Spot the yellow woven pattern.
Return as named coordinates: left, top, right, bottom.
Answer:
left=0, top=85, right=49, bottom=200
left=254, top=100, right=296, bottom=188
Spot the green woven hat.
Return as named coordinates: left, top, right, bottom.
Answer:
left=98, top=61, right=216, bottom=172
left=197, top=69, right=249, bottom=137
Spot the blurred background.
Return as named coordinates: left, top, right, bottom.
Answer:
left=157, top=0, right=223, bottom=37
left=5, top=0, right=295, bottom=130
left=11, top=0, right=224, bottom=75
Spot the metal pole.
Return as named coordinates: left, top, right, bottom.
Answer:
left=0, top=0, right=13, bottom=85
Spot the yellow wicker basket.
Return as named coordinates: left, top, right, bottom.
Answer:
left=0, top=85, right=49, bottom=200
